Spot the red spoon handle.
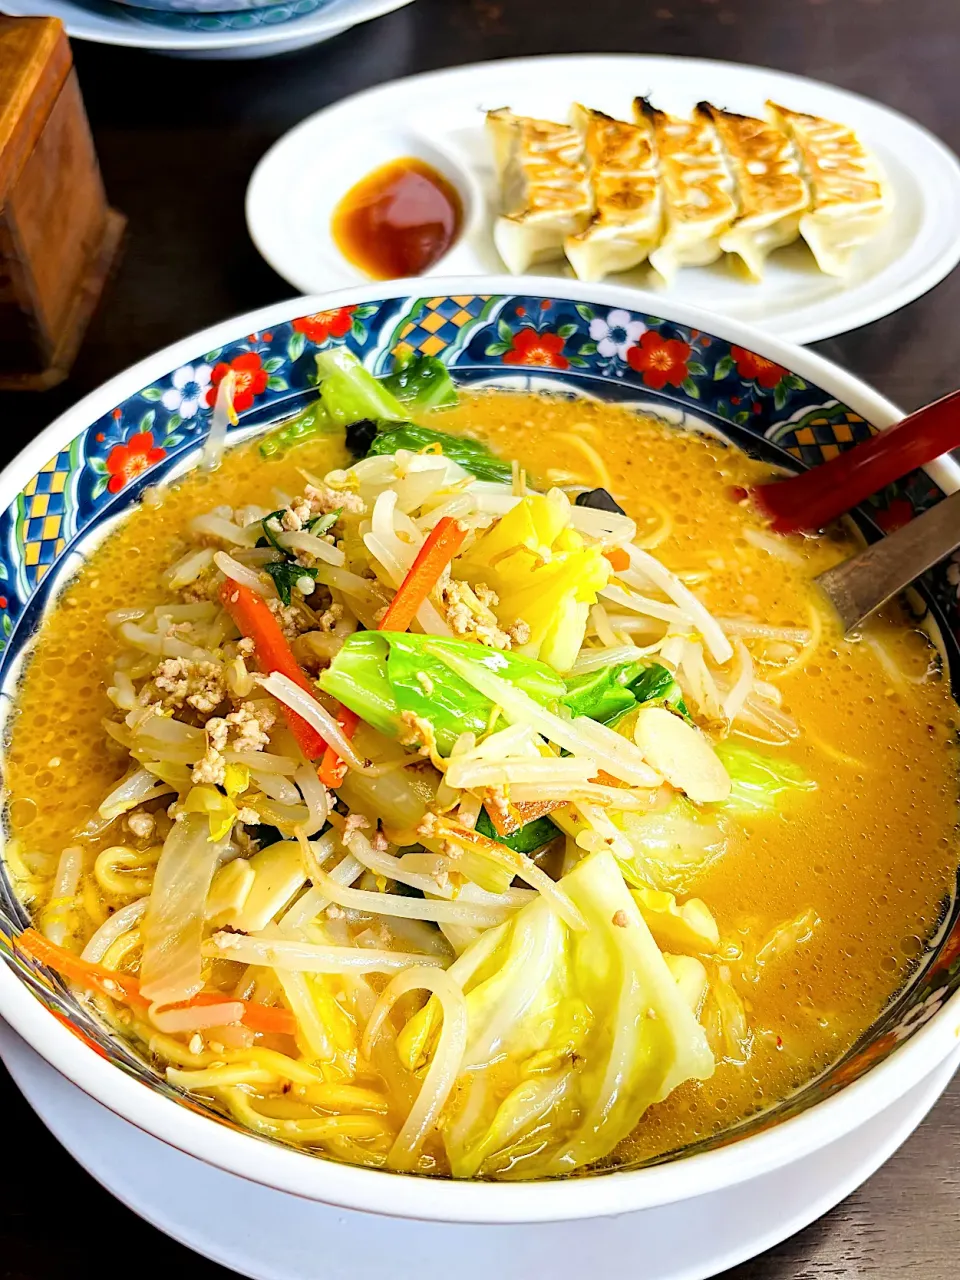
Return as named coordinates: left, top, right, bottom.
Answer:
left=753, top=387, right=960, bottom=534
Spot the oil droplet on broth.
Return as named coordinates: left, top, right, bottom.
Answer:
left=332, top=157, right=463, bottom=279
left=8, top=797, right=37, bottom=827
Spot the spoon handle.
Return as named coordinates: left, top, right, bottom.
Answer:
left=815, top=488, right=960, bottom=633
left=753, top=387, right=960, bottom=534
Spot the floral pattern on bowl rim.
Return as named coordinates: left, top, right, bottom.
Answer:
left=113, top=0, right=331, bottom=27
left=0, top=288, right=958, bottom=1176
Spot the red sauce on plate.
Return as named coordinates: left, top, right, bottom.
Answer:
left=332, top=158, right=463, bottom=279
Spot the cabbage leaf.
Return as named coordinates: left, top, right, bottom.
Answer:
left=561, top=661, right=646, bottom=724
left=318, top=631, right=564, bottom=755
left=379, top=351, right=458, bottom=411
left=631, top=885, right=720, bottom=954
left=261, top=348, right=458, bottom=457
left=258, top=402, right=330, bottom=458
left=314, top=347, right=408, bottom=428
left=714, top=742, right=816, bottom=814
left=612, top=799, right=726, bottom=892
left=561, top=660, right=689, bottom=725
left=361, top=421, right=512, bottom=484
left=629, top=663, right=690, bottom=719
left=431, top=849, right=714, bottom=1178
left=140, top=812, right=228, bottom=1005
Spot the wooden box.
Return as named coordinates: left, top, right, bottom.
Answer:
left=0, top=16, right=124, bottom=390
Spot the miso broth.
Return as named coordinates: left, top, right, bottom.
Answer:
left=5, top=390, right=957, bottom=1177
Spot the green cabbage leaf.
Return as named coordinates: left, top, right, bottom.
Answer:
left=379, top=351, right=458, bottom=411
left=475, top=808, right=559, bottom=854
left=434, top=849, right=714, bottom=1178
left=260, top=349, right=459, bottom=457
left=362, top=421, right=512, bottom=483
left=714, top=742, right=816, bottom=814
left=561, top=660, right=689, bottom=725
left=318, top=631, right=564, bottom=755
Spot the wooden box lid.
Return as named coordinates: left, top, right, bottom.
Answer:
left=0, top=16, right=72, bottom=201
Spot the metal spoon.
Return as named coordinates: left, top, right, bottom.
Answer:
left=815, top=489, right=960, bottom=633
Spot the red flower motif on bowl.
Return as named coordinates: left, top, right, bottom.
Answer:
left=626, top=330, right=691, bottom=390
left=502, top=328, right=568, bottom=369
left=731, top=345, right=787, bottom=389
left=105, top=432, right=165, bottom=494
left=828, top=1031, right=897, bottom=1088
left=205, top=352, right=268, bottom=413
left=931, top=923, right=960, bottom=975
left=292, top=307, right=355, bottom=344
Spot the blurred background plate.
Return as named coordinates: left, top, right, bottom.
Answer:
left=246, top=54, right=960, bottom=341
left=2, top=0, right=414, bottom=58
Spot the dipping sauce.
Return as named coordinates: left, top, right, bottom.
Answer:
left=331, top=157, right=463, bottom=278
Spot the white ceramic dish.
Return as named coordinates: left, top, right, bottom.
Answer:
left=2, top=1018, right=957, bottom=1280
left=2, top=0, right=414, bottom=59
left=246, top=54, right=960, bottom=341
left=2, top=277, right=960, bottom=1228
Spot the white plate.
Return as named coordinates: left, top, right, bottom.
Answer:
left=1, top=1017, right=957, bottom=1280
left=2, top=0, right=414, bottom=59
left=247, top=54, right=960, bottom=341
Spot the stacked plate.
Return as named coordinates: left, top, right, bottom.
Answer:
left=3, top=0, right=414, bottom=58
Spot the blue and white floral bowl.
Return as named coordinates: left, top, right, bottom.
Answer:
left=114, top=0, right=331, bottom=17
left=1, top=276, right=959, bottom=1224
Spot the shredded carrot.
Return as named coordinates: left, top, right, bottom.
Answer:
left=219, top=579, right=327, bottom=760
left=320, top=517, right=468, bottom=787
left=592, top=769, right=633, bottom=789
left=482, top=794, right=562, bottom=836
left=18, top=927, right=149, bottom=1009
left=318, top=708, right=360, bottom=788
left=17, top=928, right=298, bottom=1037
left=187, top=990, right=297, bottom=1036
left=603, top=547, right=630, bottom=573
left=427, top=814, right=528, bottom=872
left=378, top=516, right=468, bottom=632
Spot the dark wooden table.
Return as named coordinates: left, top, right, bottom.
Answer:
left=2, top=0, right=960, bottom=1274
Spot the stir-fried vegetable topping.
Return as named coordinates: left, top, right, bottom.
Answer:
left=258, top=402, right=327, bottom=458
left=261, top=349, right=459, bottom=457
left=575, top=487, right=627, bottom=515
left=14, top=387, right=842, bottom=1186
left=313, top=347, right=409, bottom=429
left=18, top=928, right=297, bottom=1036
left=381, top=517, right=469, bottom=633
left=264, top=561, right=319, bottom=606
left=318, top=515, right=469, bottom=786
left=219, top=579, right=328, bottom=759
left=459, top=490, right=610, bottom=671
left=414, top=850, right=714, bottom=1178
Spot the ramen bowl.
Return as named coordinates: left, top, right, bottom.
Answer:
left=113, top=0, right=332, bottom=16
left=1, top=276, right=959, bottom=1225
